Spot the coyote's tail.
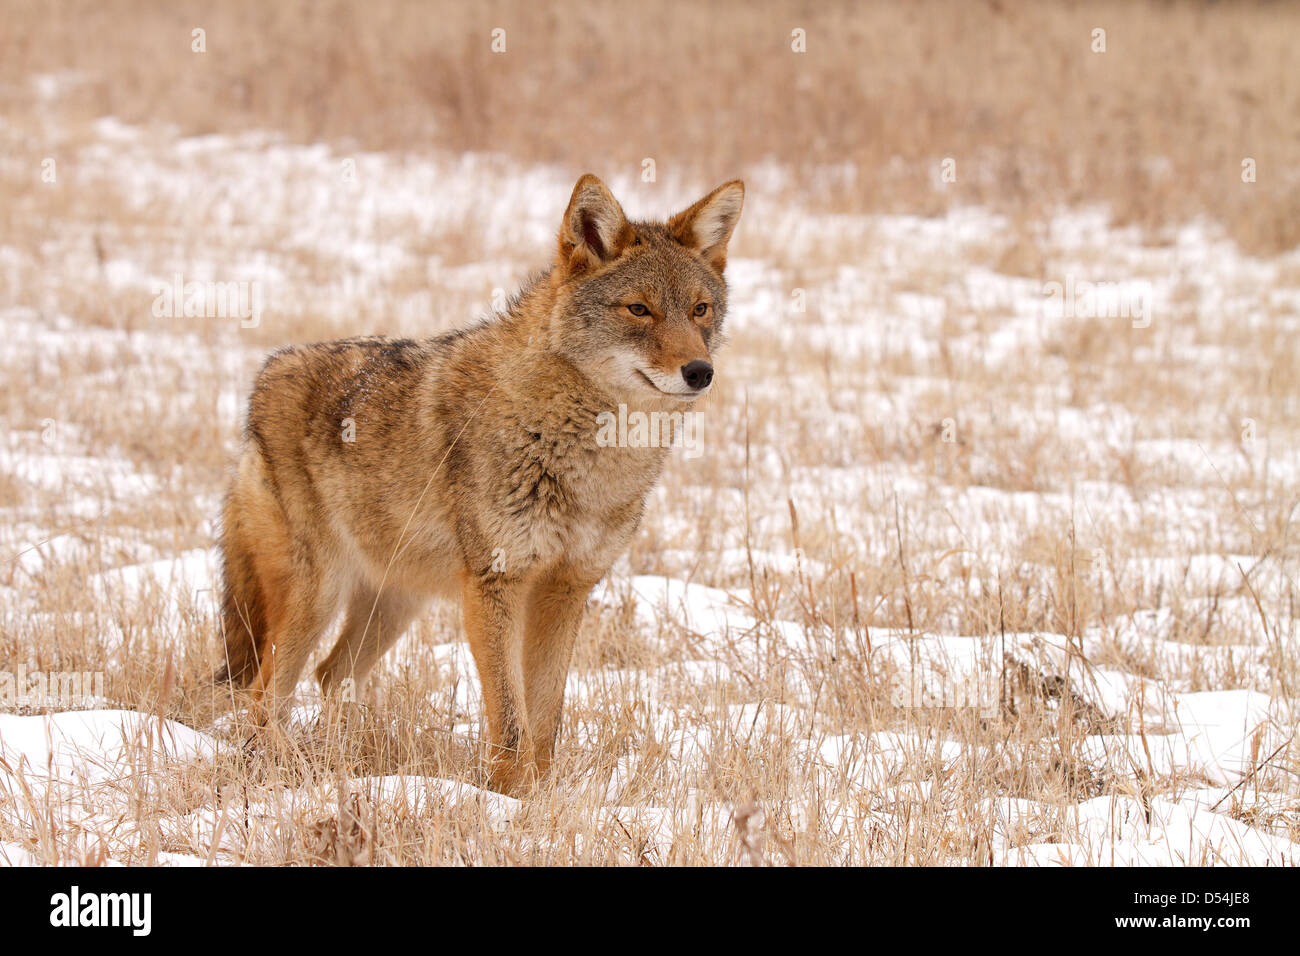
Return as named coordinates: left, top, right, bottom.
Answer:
left=214, top=450, right=272, bottom=688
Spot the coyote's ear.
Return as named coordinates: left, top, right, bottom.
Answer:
left=558, top=174, right=634, bottom=273
left=668, top=180, right=744, bottom=273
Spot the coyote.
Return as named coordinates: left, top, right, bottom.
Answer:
left=216, top=174, right=744, bottom=793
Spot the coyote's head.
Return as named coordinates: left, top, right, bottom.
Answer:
left=548, top=174, right=744, bottom=403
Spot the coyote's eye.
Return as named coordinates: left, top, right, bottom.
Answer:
left=627, top=304, right=650, bottom=317
left=693, top=302, right=709, bottom=318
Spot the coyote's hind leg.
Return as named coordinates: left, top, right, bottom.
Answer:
left=316, top=585, right=425, bottom=700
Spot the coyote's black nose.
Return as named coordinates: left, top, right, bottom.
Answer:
left=681, top=361, right=714, bottom=391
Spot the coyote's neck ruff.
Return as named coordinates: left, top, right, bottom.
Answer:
left=217, top=174, right=744, bottom=794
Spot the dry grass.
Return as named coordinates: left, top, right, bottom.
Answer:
left=3, top=0, right=1299, bottom=254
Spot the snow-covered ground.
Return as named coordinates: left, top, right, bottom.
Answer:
left=1, top=108, right=1297, bottom=865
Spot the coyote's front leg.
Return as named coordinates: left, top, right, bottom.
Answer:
left=459, top=569, right=533, bottom=794
left=524, top=564, right=600, bottom=776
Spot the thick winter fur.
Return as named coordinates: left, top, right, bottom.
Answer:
left=216, top=175, right=744, bottom=793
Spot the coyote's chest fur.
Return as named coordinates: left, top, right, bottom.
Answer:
left=453, top=363, right=669, bottom=575
left=494, top=404, right=664, bottom=565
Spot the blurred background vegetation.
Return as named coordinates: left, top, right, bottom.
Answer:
left=3, top=0, right=1297, bottom=252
